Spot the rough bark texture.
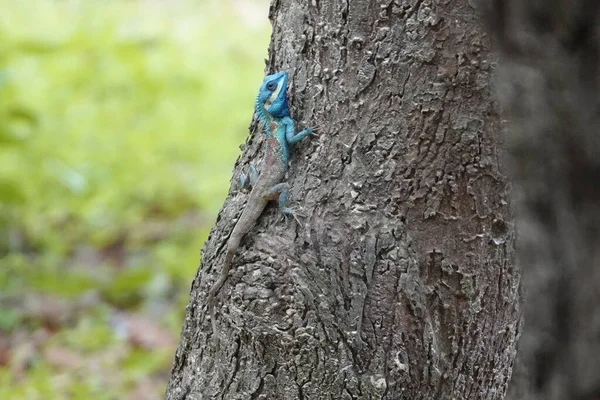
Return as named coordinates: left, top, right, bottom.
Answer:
left=488, top=1, right=600, bottom=399
left=165, top=0, right=520, bottom=399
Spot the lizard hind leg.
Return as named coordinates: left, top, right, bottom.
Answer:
left=239, top=165, right=260, bottom=190
left=248, top=165, right=260, bottom=186
left=264, top=182, right=304, bottom=224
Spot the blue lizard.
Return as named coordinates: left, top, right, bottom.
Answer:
left=207, top=71, right=314, bottom=346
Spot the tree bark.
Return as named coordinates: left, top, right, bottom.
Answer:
left=166, top=0, right=520, bottom=399
left=488, top=1, right=600, bottom=399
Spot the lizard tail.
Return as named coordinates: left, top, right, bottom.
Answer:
left=207, top=200, right=266, bottom=353
left=207, top=232, right=243, bottom=350
left=208, top=231, right=242, bottom=299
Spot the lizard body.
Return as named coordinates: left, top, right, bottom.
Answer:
left=207, top=71, right=313, bottom=348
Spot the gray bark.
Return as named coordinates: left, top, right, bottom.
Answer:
left=165, top=0, right=520, bottom=399
left=487, top=1, right=600, bottom=399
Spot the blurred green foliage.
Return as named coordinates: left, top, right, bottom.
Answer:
left=0, top=0, right=270, bottom=398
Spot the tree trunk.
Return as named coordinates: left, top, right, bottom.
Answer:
left=488, top=1, right=600, bottom=399
left=165, top=0, right=520, bottom=399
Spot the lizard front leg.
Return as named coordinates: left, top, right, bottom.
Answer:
left=283, top=116, right=314, bottom=145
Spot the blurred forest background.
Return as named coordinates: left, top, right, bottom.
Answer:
left=0, top=0, right=270, bottom=398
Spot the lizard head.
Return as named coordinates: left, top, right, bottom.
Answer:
left=256, top=71, right=290, bottom=119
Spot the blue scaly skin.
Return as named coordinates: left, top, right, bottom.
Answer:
left=207, top=71, right=314, bottom=347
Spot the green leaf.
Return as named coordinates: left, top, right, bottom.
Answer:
left=0, top=307, right=20, bottom=331
left=101, top=268, right=152, bottom=308
left=0, top=178, right=25, bottom=204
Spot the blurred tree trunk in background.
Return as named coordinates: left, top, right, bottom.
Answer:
left=165, top=0, right=520, bottom=398
left=488, top=1, right=600, bottom=399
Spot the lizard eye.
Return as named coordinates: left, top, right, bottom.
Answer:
left=266, top=81, right=278, bottom=91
